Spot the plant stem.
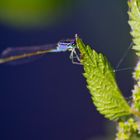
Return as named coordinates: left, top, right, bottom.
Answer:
left=130, top=108, right=140, bottom=118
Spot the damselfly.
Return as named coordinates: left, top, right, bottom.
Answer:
left=0, top=36, right=80, bottom=64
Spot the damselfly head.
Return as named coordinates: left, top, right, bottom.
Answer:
left=58, top=39, right=76, bottom=49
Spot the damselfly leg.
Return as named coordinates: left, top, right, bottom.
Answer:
left=69, top=48, right=82, bottom=65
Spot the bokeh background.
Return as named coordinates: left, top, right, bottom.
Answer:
left=0, top=0, right=136, bottom=140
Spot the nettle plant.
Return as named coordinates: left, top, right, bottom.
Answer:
left=76, top=0, right=140, bottom=139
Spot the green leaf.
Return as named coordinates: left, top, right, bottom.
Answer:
left=128, top=0, right=140, bottom=118
left=76, top=36, right=131, bottom=121
left=128, top=0, right=140, bottom=56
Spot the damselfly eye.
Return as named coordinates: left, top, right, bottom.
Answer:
left=72, top=43, right=76, bottom=46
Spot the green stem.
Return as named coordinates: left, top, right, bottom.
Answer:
left=130, top=108, right=140, bottom=118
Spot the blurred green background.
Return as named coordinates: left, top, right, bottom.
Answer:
left=0, top=0, right=74, bottom=28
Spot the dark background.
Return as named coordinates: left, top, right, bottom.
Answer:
left=0, top=0, right=135, bottom=140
